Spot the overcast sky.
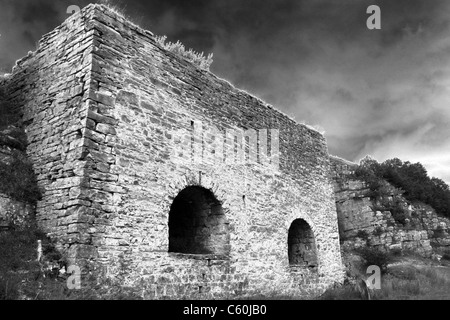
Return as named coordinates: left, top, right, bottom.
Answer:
left=1, top=0, right=450, bottom=184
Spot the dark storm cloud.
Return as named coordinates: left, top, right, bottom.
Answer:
left=0, top=0, right=84, bottom=72
left=1, top=0, right=450, bottom=182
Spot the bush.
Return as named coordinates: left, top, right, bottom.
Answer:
left=0, top=225, right=63, bottom=300
left=0, top=149, right=41, bottom=204
left=432, top=227, right=447, bottom=239
left=389, top=200, right=408, bottom=225
left=441, top=254, right=450, bottom=261
left=355, top=230, right=370, bottom=240
left=373, top=198, right=407, bottom=225
left=0, top=223, right=146, bottom=300
left=356, top=247, right=392, bottom=273
left=0, top=126, right=27, bottom=150
left=353, top=166, right=383, bottom=198
left=354, top=156, right=450, bottom=219
left=0, top=90, right=21, bottom=129
left=373, top=226, right=384, bottom=237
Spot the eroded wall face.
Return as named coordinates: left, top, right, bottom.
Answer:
left=330, top=157, right=448, bottom=257
left=77, top=6, right=344, bottom=298
left=0, top=10, right=97, bottom=259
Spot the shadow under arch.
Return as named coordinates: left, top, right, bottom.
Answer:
left=287, top=218, right=318, bottom=271
left=168, top=185, right=230, bottom=255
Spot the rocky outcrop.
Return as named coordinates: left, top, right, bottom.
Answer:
left=330, top=156, right=450, bottom=258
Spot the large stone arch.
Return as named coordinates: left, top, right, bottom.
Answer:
left=163, top=168, right=233, bottom=255
left=168, top=186, right=230, bottom=255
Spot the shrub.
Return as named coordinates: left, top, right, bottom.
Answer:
left=356, top=247, right=392, bottom=273
left=353, top=166, right=383, bottom=198
left=0, top=88, right=21, bottom=129
left=0, top=223, right=145, bottom=300
left=354, top=156, right=450, bottom=219
left=0, top=126, right=27, bottom=150
left=389, top=199, right=408, bottom=225
left=154, top=35, right=214, bottom=71
left=373, top=198, right=407, bottom=225
left=355, top=230, right=370, bottom=240
left=432, top=227, right=447, bottom=239
left=0, top=225, right=63, bottom=300
left=373, top=226, right=384, bottom=237
left=0, top=149, right=41, bottom=204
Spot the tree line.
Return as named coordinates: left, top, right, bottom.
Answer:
left=354, top=156, right=450, bottom=218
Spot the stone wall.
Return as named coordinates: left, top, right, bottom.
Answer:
left=1, top=4, right=344, bottom=298
left=0, top=8, right=97, bottom=260
left=330, top=156, right=450, bottom=258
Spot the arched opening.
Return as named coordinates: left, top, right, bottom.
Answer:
left=288, top=219, right=318, bottom=269
left=168, top=186, right=230, bottom=255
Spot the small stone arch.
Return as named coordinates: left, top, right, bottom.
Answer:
left=287, top=218, right=318, bottom=269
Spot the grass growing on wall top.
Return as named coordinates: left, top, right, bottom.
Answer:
left=154, top=35, right=214, bottom=71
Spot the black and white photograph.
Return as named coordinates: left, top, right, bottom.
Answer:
left=0, top=0, right=449, bottom=306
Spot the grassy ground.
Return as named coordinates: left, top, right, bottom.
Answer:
left=373, top=259, right=450, bottom=300
left=2, top=225, right=449, bottom=300
left=320, top=254, right=450, bottom=300
left=0, top=226, right=143, bottom=300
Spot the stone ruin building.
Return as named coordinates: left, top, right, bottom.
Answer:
left=0, top=4, right=344, bottom=298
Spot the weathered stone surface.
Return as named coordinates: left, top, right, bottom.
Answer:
left=0, top=4, right=345, bottom=299
left=330, top=156, right=450, bottom=257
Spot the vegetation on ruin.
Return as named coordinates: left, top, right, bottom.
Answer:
left=0, top=224, right=62, bottom=300
left=355, top=230, right=370, bottom=241
left=0, top=149, right=41, bottom=204
left=355, top=247, right=391, bottom=273
left=0, top=223, right=144, bottom=300
left=0, top=90, right=41, bottom=204
left=154, top=35, right=214, bottom=71
left=92, top=2, right=215, bottom=71
left=354, top=156, right=450, bottom=219
left=0, top=88, right=20, bottom=130
left=371, top=197, right=409, bottom=225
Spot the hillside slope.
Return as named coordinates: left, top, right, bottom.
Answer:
left=330, top=156, right=450, bottom=259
